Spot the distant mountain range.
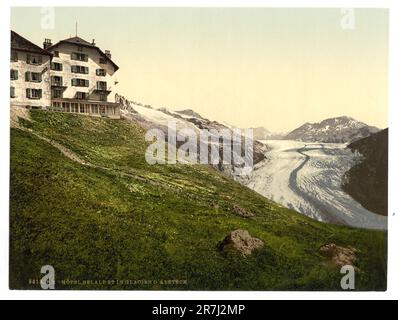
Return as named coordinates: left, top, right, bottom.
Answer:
left=115, top=95, right=380, bottom=145
left=250, top=127, right=271, bottom=140
left=284, top=116, right=380, bottom=143
left=116, top=95, right=267, bottom=174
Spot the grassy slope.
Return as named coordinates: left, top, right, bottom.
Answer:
left=10, top=111, right=387, bottom=290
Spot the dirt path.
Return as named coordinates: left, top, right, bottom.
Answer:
left=11, top=110, right=172, bottom=189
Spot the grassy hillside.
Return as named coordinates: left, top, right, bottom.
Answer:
left=10, top=110, right=387, bottom=290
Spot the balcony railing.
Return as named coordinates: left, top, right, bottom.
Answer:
left=51, top=79, right=67, bottom=87
left=96, top=84, right=108, bottom=91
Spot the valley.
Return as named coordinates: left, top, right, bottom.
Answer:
left=245, top=140, right=387, bottom=230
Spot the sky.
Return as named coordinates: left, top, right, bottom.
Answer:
left=11, top=7, right=389, bottom=132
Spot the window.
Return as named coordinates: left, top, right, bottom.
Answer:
left=96, top=81, right=107, bottom=91
left=62, top=102, right=70, bottom=112
left=96, top=69, right=106, bottom=76
left=71, top=52, right=88, bottom=62
left=11, top=51, right=18, bottom=62
left=99, top=93, right=107, bottom=102
left=99, top=57, right=107, bottom=64
left=54, top=51, right=59, bottom=57
left=51, top=76, right=63, bottom=86
left=25, top=72, right=42, bottom=82
left=10, top=87, right=15, bottom=98
left=75, top=92, right=88, bottom=100
left=52, top=88, right=63, bottom=99
left=71, top=103, right=79, bottom=113
left=26, top=54, right=43, bottom=65
left=10, top=69, right=18, bottom=80
left=71, top=78, right=89, bottom=87
left=26, top=89, right=42, bottom=99
left=51, top=62, right=63, bottom=71
left=71, top=65, right=89, bottom=74
left=52, top=101, right=61, bottom=109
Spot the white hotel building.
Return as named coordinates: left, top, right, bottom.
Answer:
left=10, top=31, right=121, bottom=119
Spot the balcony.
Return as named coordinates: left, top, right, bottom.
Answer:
left=74, top=92, right=89, bottom=100
left=95, top=83, right=111, bottom=94
left=51, top=78, right=67, bottom=88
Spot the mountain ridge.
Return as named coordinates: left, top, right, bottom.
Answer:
left=342, top=129, right=388, bottom=216
left=284, top=116, right=380, bottom=143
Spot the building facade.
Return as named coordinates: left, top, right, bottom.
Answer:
left=10, top=31, right=121, bottom=119
left=10, top=31, right=52, bottom=109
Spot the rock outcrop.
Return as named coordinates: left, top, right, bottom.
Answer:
left=342, top=129, right=388, bottom=216
left=219, top=229, right=264, bottom=256
left=319, top=243, right=358, bottom=270
left=232, top=205, right=254, bottom=218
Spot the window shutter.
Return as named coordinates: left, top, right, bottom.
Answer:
left=72, top=79, right=76, bottom=86
left=84, top=54, right=88, bottom=62
left=25, top=72, right=30, bottom=82
left=39, top=90, right=42, bottom=98
left=26, top=54, right=30, bottom=64
left=11, top=51, right=18, bottom=62
left=38, top=56, right=42, bottom=64
left=71, top=53, right=75, bottom=60
left=26, top=89, right=30, bottom=98
left=39, top=73, right=42, bottom=82
left=85, top=67, right=89, bottom=74
left=85, top=80, right=89, bottom=87
left=10, top=70, right=18, bottom=80
left=71, top=65, right=76, bottom=73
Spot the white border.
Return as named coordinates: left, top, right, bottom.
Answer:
left=1, top=0, right=397, bottom=300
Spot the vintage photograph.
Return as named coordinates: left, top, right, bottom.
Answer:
left=9, top=7, right=388, bottom=290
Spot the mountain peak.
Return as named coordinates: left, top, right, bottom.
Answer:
left=285, top=116, right=379, bottom=143
left=175, top=109, right=205, bottom=119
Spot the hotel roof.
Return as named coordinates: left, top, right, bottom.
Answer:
left=11, top=30, right=52, bottom=57
left=47, top=36, right=119, bottom=71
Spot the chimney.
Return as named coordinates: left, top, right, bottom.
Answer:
left=92, top=39, right=96, bottom=46
left=43, top=38, right=52, bottom=50
left=105, top=50, right=111, bottom=59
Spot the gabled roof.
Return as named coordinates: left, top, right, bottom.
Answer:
left=11, top=30, right=52, bottom=57
left=47, top=36, right=119, bottom=71
left=60, top=36, right=95, bottom=47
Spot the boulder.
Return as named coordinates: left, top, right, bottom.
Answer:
left=319, top=243, right=358, bottom=270
left=232, top=205, right=254, bottom=218
left=219, top=229, right=264, bottom=256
